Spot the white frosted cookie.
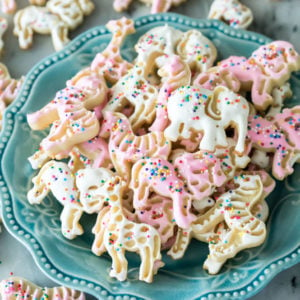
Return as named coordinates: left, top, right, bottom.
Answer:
left=177, top=29, right=217, bottom=75
left=0, top=277, right=85, bottom=299
left=13, top=0, right=94, bottom=51
left=164, top=85, right=249, bottom=154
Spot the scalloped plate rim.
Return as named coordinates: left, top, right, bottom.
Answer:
left=0, top=13, right=299, bottom=300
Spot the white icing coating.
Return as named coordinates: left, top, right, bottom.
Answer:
left=208, top=0, right=253, bottom=29
left=176, top=29, right=217, bottom=75
left=0, top=277, right=86, bottom=300
left=104, top=65, right=158, bottom=130
left=0, top=17, right=7, bottom=52
left=91, top=176, right=164, bottom=283
left=165, top=85, right=249, bottom=154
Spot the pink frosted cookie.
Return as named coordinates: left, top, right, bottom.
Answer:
left=164, top=85, right=249, bottom=154
left=208, top=0, right=253, bottom=29
left=91, top=17, right=135, bottom=85
left=13, top=0, right=94, bottom=51
left=100, top=111, right=171, bottom=181
left=0, top=277, right=85, bottom=300
left=168, top=174, right=268, bottom=274
left=130, top=157, right=197, bottom=229
left=218, top=41, right=300, bottom=110
left=246, top=106, right=300, bottom=180
left=172, top=150, right=227, bottom=204
left=27, top=69, right=107, bottom=160
left=193, top=66, right=241, bottom=92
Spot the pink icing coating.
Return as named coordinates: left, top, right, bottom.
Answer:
left=100, top=111, right=171, bottom=180
left=173, top=151, right=227, bottom=201
left=246, top=109, right=300, bottom=180
left=219, top=41, right=300, bottom=110
left=76, top=135, right=110, bottom=168
left=130, top=158, right=197, bottom=229
left=274, top=106, right=300, bottom=149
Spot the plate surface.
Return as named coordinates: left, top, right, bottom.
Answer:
left=0, top=13, right=300, bottom=300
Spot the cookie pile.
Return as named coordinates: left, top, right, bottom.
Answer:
left=25, top=16, right=300, bottom=283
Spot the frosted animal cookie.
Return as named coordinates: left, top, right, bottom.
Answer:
left=134, top=25, right=182, bottom=81
left=193, top=66, right=241, bottom=92
left=219, top=41, right=300, bottom=110
left=91, top=176, right=164, bottom=283
left=27, top=160, right=84, bottom=239
left=100, top=111, right=171, bottom=181
left=91, top=17, right=135, bottom=85
left=208, top=0, right=253, bottom=29
left=13, top=0, right=94, bottom=51
left=172, top=150, right=227, bottom=208
left=246, top=106, right=300, bottom=180
left=0, top=63, right=24, bottom=130
left=169, top=174, right=267, bottom=274
left=104, top=64, right=158, bottom=131
left=164, top=85, right=249, bottom=154
left=0, top=277, right=85, bottom=300
left=27, top=69, right=107, bottom=159
left=176, top=30, right=217, bottom=75
left=150, top=54, right=191, bottom=132
left=130, top=158, right=197, bottom=228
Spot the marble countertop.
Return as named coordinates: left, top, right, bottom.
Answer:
left=0, top=0, right=299, bottom=299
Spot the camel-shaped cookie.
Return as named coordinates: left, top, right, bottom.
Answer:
left=0, top=277, right=85, bottom=300
left=92, top=175, right=164, bottom=283
left=208, top=0, right=253, bottom=29
left=164, top=85, right=249, bottom=154
left=13, top=0, right=94, bottom=51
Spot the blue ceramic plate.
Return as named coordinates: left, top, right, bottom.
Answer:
left=0, top=13, right=300, bottom=300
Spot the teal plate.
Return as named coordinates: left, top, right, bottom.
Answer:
left=0, top=13, right=300, bottom=300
